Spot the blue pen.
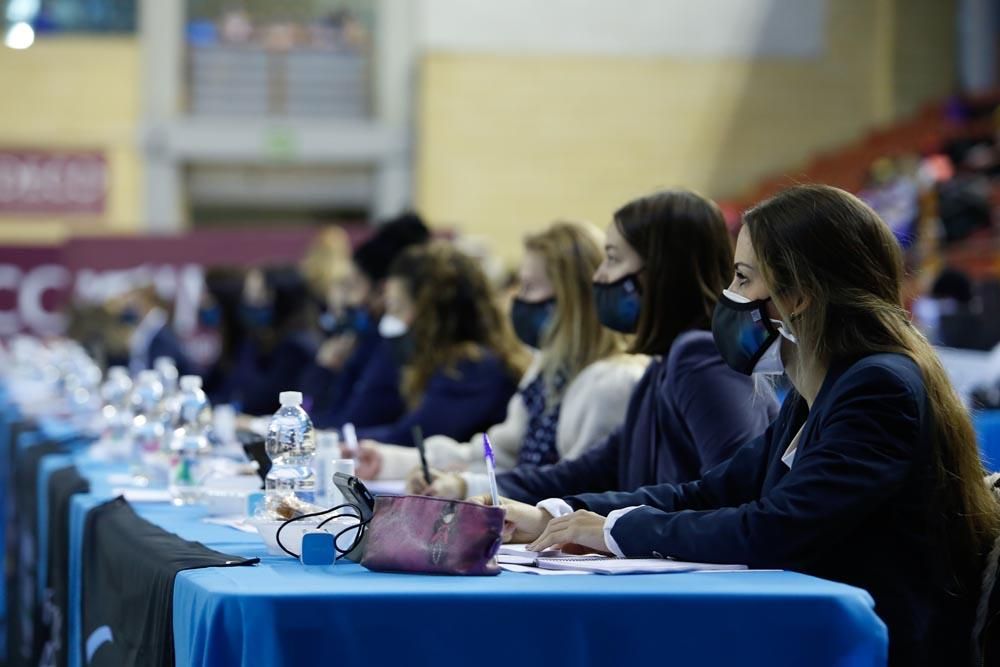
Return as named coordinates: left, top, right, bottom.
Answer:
left=483, top=433, right=500, bottom=506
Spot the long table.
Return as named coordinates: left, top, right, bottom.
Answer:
left=6, top=405, right=895, bottom=667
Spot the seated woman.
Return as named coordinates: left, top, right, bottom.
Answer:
left=355, top=240, right=530, bottom=446
left=462, top=190, right=776, bottom=504
left=355, top=220, right=647, bottom=486
left=230, top=266, right=319, bottom=416
left=498, top=185, right=997, bottom=667
left=305, top=213, right=430, bottom=429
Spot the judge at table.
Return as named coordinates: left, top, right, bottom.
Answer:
left=495, top=185, right=998, bottom=667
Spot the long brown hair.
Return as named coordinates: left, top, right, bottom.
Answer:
left=614, top=190, right=732, bottom=355
left=744, top=184, right=998, bottom=576
left=388, top=240, right=530, bottom=405
left=524, top=221, right=627, bottom=404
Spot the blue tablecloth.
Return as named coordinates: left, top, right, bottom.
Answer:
left=12, top=399, right=1000, bottom=666
left=173, top=557, right=886, bottom=667
left=0, top=412, right=886, bottom=667
left=55, top=455, right=888, bottom=667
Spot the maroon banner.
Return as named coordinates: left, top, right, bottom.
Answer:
left=0, top=225, right=368, bottom=338
left=0, top=150, right=107, bottom=215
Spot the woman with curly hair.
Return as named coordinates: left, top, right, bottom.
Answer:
left=354, top=220, right=647, bottom=484
left=355, top=240, right=531, bottom=446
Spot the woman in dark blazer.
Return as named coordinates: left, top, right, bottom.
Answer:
left=355, top=240, right=530, bottom=446
left=230, top=266, right=319, bottom=416
left=497, top=185, right=998, bottom=667
left=488, top=190, right=777, bottom=504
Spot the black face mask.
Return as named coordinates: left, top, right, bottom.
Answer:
left=510, top=297, right=555, bottom=349
left=240, top=303, right=274, bottom=329
left=387, top=332, right=416, bottom=367
left=711, top=290, right=787, bottom=376
left=319, top=306, right=373, bottom=338
left=593, top=273, right=642, bottom=333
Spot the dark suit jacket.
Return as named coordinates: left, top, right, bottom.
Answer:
left=231, top=331, right=318, bottom=416
left=570, top=353, right=978, bottom=667
left=498, top=331, right=777, bottom=504
left=357, top=350, right=518, bottom=447
left=146, top=324, right=195, bottom=377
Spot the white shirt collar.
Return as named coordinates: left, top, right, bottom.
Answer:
left=781, top=423, right=807, bottom=469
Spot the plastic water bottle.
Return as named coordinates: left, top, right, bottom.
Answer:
left=313, top=431, right=340, bottom=506
left=168, top=375, right=212, bottom=505
left=265, top=391, right=316, bottom=517
left=100, top=366, right=133, bottom=458
left=154, top=357, right=179, bottom=396
left=65, top=352, right=102, bottom=422
left=154, top=358, right=182, bottom=451
left=130, top=370, right=166, bottom=485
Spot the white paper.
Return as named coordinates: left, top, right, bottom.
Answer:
left=202, top=516, right=258, bottom=534
left=107, top=473, right=137, bottom=485
left=497, top=544, right=610, bottom=566
left=536, top=558, right=747, bottom=575
left=497, top=544, right=559, bottom=557
left=113, top=488, right=173, bottom=503
left=500, top=563, right=593, bottom=575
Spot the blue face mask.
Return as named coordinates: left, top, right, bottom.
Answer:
left=321, top=306, right=372, bottom=338
left=593, top=273, right=642, bottom=333
left=240, top=303, right=274, bottom=329
left=198, top=305, right=222, bottom=328
left=344, top=306, right=372, bottom=335
left=510, top=297, right=556, bottom=349
left=318, top=310, right=339, bottom=336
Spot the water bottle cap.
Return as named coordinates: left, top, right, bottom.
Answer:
left=137, top=370, right=160, bottom=383
left=279, top=391, right=303, bottom=406
left=154, top=357, right=176, bottom=371
left=180, top=375, right=202, bottom=390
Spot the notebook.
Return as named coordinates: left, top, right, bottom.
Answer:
left=535, top=558, right=748, bottom=575
left=496, top=544, right=608, bottom=566
left=499, top=563, right=595, bottom=575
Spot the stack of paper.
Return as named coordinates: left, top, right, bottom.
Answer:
left=535, top=558, right=747, bottom=575
left=496, top=544, right=748, bottom=575
left=496, top=544, right=606, bottom=566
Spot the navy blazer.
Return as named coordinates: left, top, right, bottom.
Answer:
left=570, top=353, right=977, bottom=666
left=320, top=338, right=406, bottom=431
left=146, top=324, right=195, bottom=377
left=231, top=331, right=319, bottom=415
left=303, top=327, right=386, bottom=429
left=498, top=331, right=777, bottom=504
left=357, top=350, right=518, bottom=447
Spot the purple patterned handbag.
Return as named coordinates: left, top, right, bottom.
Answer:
left=360, top=495, right=505, bottom=575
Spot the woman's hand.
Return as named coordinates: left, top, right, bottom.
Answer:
left=316, top=333, right=357, bottom=371
left=469, top=495, right=552, bottom=544
left=426, top=471, right=467, bottom=499
left=352, top=442, right=382, bottom=480
left=405, top=466, right=436, bottom=495
left=526, top=510, right=610, bottom=554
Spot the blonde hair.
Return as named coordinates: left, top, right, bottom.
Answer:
left=745, top=184, right=999, bottom=585
left=524, top=221, right=627, bottom=405
left=388, top=240, right=530, bottom=406
left=299, top=226, right=351, bottom=300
